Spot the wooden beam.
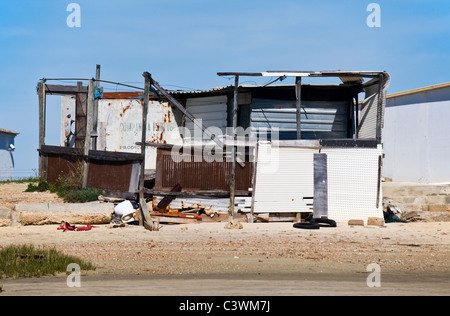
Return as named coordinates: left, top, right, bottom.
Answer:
left=145, top=189, right=233, bottom=198
left=228, top=75, right=239, bottom=222
left=376, top=73, right=384, bottom=144
left=38, top=82, right=46, bottom=183
left=150, top=215, right=199, bottom=225
left=217, top=72, right=262, bottom=77
left=82, top=79, right=95, bottom=189
left=75, top=82, right=87, bottom=148
left=156, top=184, right=182, bottom=210
left=38, top=145, right=142, bottom=161
left=139, top=72, right=154, bottom=230
left=44, top=84, right=88, bottom=95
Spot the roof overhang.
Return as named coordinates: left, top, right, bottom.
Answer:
left=217, top=70, right=388, bottom=85
left=0, top=128, right=20, bottom=136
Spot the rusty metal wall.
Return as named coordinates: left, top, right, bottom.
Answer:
left=41, top=145, right=141, bottom=193
left=155, top=148, right=253, bottom=193
left=45, top=152, right=82, bottom=184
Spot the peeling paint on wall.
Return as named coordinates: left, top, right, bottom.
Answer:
left=61, top=96, right=183, bottom=170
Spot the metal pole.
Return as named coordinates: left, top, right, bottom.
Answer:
left=228, top=75, right=239, bottom=222
left=296, top=77, right=302, bottom=140
left=92, top=64, right=100, bottom=150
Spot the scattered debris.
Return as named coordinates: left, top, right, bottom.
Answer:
left=151, top=211, right=202, bottom=224
left=57, top=222, right=98, bottom=232
left=114, top=200, right=139, bottom=224
left=387, top=205, right=402, bottom=215
left=156, top=184, right=182, bottom=211
left=111, top=223, right=126, bottom=228
left=98, top=195, right=125, bottom=203
left=384, top=210, right=407, bottom=223
left=224, top=219, right=243, bottom=230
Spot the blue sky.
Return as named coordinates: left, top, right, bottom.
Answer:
left=1, top=0, right=450, bottom=178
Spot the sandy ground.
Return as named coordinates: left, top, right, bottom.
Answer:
left=0, top=182, right=64, bottom=209
left=0, top=182, right=449, bottom=296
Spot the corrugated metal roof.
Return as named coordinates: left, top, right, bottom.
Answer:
left=169, top=86, right=233, bottom=95
left=102, top=83, right=360, bottom=99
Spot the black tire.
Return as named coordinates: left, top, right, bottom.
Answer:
left=293, top=217, right=337, bottom=230
left=293, top=222, right=320, bottom=230
left=311, top=218, right=337, bottom=228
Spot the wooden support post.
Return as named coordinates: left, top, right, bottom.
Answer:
left=228, top=75, right=239, bottom=222
left=92, top=64, right=100, bottom=150
left=82, top=79, right=94, bottom=189
left=296, top=77, right=302, bottom=140
left=75, top=82, right=87, bottom=148
left=38, top=81, right=46, bottom=183
left=355, top=94, right=359, bottom=138
left=376, top=73, right=384, bottom=144
left=249, top=141, right=260, bottom=224
left=139, top=72, right=154, bottom=230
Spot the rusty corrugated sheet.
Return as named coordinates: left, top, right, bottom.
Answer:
left=155, top=148, right=253, bottom=193
left=40, top=145, right=141, bottom=193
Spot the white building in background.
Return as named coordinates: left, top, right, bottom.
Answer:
left=383, top=83, right=450, bottom=184
left=0, top=128, right=19, bottom=181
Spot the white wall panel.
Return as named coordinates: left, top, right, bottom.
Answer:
left=322, top=145, right=383, bottom=223
left=252, top=142, right=319, bottom=213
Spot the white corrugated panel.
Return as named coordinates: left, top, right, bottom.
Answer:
left=185, top=95, right=228, bottom=139
left=322, top=145, right=383, bottom=223
left=252, top=142, right=319, bottom=213
left=359, top=84, right=379, bottom=139
left=251, top=99, right=349, bottom=140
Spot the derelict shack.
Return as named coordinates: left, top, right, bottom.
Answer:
left=38, top=70, right=390, bottom=225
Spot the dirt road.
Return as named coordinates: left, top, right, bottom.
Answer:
left=2, top=270, right=448, bottom=296
left=0, top=221, right=449, bottom=296
left=0, top=182, right=449, bottom=296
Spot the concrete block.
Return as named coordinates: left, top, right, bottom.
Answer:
left=0, top=206, right=13, bottom=227
left=13, top=202, right=114, bottom=226
left=0, top=206, right=12, bottom=219
left=348, top=219, right=365, bottom=226
left=367, top=217, right=385, bottom=226
left=426, top=205, right=450, bottom=213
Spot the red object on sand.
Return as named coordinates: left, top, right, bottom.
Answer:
left=57, top=222, right=98, bottom=232
left=57, top=222, right=75, bottom=232
left=75, top=224, right=99, bottom=231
